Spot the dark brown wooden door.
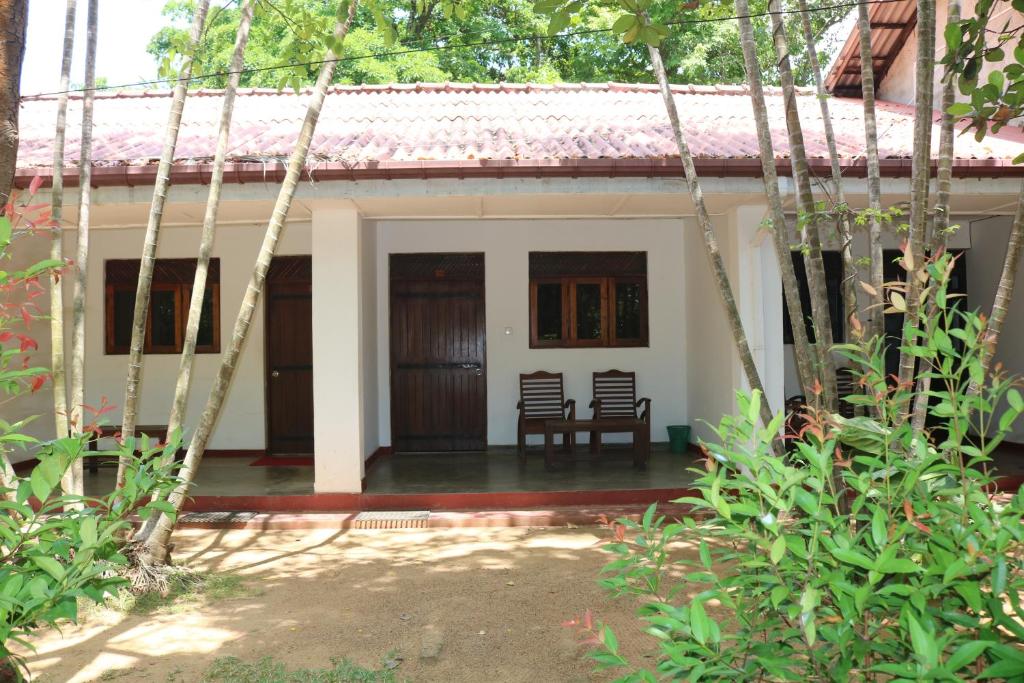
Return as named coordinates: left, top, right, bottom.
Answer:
left=390, top=253, right=486, bottom=452
left=265, top=256, right=313, bottom=455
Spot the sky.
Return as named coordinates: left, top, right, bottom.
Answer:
left=20, top=0, right=176, bottom=97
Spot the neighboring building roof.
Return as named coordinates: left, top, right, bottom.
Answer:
left=15, top=81, right=1024, bottom=188
left=825, top=0, right=916, bottom=96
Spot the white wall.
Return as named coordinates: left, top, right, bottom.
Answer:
left=967, top=216, right=1024, bottom=444
left=5, top=230, right=55, bottom=462
left=373, top=218, right=692, bottom=447
left=65, top=222, right=312, bottom=450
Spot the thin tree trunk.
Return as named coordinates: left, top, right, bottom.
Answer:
left=768, top=0, right=838, bottom=409
left=797, top=0, right=859, bottom=331
left=117, top=1, right=210, bottom=489
left=911, top=0, right=960, bottom=434
left=0, top=0, right=27, bottom=213
left=66, top=0, right=98, bottom=498
left=897, top=0, right=937, bottom=394
left=166, top=0, right=254, bottom=440
left=857, top=1, right=886, bottom=343
left=49, top=0, right=76, bottom=445
left=141, top=0, right=360, bottom=565
left=735, top=0, right=816, bottom=398
left=647, top=43, right=776, bottom=431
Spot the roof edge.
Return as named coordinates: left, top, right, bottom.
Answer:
left=13, top=157, right=1024, bottom=190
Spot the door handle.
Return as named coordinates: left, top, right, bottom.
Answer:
left=271, top=370, right=280, bottom=378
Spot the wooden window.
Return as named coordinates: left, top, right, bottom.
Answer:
left=105, top=258, right=221, bottom=355
left=529, top=252, right=648, bottom=349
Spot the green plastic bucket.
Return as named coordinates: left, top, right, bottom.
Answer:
left=667, top=425, right=691, bottom=454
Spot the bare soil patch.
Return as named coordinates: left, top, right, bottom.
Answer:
left=21, top=526, right=666, bottom=682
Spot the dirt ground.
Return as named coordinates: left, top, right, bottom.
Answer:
left=21, top=525, right=669, bottom=683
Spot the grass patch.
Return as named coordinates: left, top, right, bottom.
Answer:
left=202, top=655, right=401, bottom=682
left=85, top=571, right=257, bottom=617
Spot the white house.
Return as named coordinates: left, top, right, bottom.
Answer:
left=9, top=2, right=1024, bottom=504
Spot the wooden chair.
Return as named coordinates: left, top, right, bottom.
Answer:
left=517, top=371, right=575, bottom=461
left=590, top=370, right=651, bottom=454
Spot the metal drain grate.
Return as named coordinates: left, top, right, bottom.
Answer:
left=352, top=510, right=431, bottom=529
left=180, top=511, right=258, bottom=524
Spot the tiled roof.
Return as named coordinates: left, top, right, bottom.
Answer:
left=15, top=82, right=1024, bottom=185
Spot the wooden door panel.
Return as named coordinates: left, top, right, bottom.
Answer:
left=265, top=257, right=314, bottom=455
left=390, top=254, right=486, bottom=452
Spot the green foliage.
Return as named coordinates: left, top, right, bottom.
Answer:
left=203, top=654, right=400, bottom=682
left=582, top=253, right=1024, bottom=680
left=147, top=0, right=847, bottom=89
left=0, top=438, right=182, bottom=677
left=94, top=570, right=254, bottom=616
left=942, top=0, right=1024, bottom=150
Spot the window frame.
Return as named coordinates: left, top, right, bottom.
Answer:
left=529, top=274, right=648, bottom=349
left=104, top=259, right=221, bottom=355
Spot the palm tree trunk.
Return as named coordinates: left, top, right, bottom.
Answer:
left=0, top=0, right=27, bottom=213
left=141, top=0, right=360, bottom=565
left=897, top=0, right=937, bottom=394
left=66, top=0, right=97, bottom=498
left=117, top=0, right=210, bottom=489
left=767, top=0, right=838, bottom=410
left=857, top=1, right=886, bottom=343
left=911, top=0, right=960, bottom=434
left=646, top=43, right=776, bottom=431
left=49, top=0, right=76, bottom=444
left=797, top=0, right=859, bottom=331
left=166, top=0, right=254, bottom=440
left=735, top=0, right=816, bottom=398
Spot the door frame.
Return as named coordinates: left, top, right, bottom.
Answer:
left=388, top=252, right=488, bottom=452
left=263, top=254, right=314, bottom=456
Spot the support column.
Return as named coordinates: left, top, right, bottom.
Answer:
left=732, top=204, right=785, bottom=415
left=312, top=203, right=364, bottom=493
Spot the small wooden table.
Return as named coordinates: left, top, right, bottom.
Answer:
left=543, top=418, right=650, bottom=471
left=86, top=424, right=170, bottom=473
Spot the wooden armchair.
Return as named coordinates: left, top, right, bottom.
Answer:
left=517, top=371, right=575, bottom=461
left=590, top=370, right=651, bottom=454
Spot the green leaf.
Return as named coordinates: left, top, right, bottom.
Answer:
left=30, top=467, right=53, bottom=503
left=946, top=102, right=974, bottom=116
left=699, top=540, right=711, bottom=570
left=876, top=558, right=920, bottom=574
left=79, top=516, right=97, bottom=547
left=829, top=547, right=875, bottom=571
left=871, top=507, right=887, bottom=547
left=611, top=13, right=635, bottom=34
left=770, top=535, right=785, bottom=564
left=32, top=556, right=65, bottom=581
left=907, top=612, right=937, bottom=667
left=0, top=216, right=10, bottom=251
left=946, top=641, right=991, bottom=672
left=979, top=658, right=1024, bottom=679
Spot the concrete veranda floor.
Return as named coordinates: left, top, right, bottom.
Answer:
left=83, top=444, right=700, bottom=498
left=81, top=443, right=1024, bottom=500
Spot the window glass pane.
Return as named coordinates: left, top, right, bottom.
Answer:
left=113, top=289, right=135, bottom=349
left=536, top=283, right=562, bottom=341
left=197, top=288, right=215, bottom=347
left=576, top=283, right=603, bottom=340
left=150, top=289, right=178, bottom=348
left=615, top=282, right=642, bottom=340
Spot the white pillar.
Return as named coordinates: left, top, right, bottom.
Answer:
left=312, top=203, right=365, bottom=493
left=732, top=204, right=785, bottom=414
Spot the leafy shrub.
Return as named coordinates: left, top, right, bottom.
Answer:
left=582, top=254, right=1024, bottom=680
left=0, top=437, right=181, bottom=678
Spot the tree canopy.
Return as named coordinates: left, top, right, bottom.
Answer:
left=147, top=0, right=850, bottom=89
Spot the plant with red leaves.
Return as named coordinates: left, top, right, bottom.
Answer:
left=0, top=181, right=66, bottom=476
left=584, top=252, right=1024, bottom=681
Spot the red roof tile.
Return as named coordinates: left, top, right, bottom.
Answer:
left=15, top=82, right=1024, bottom=184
